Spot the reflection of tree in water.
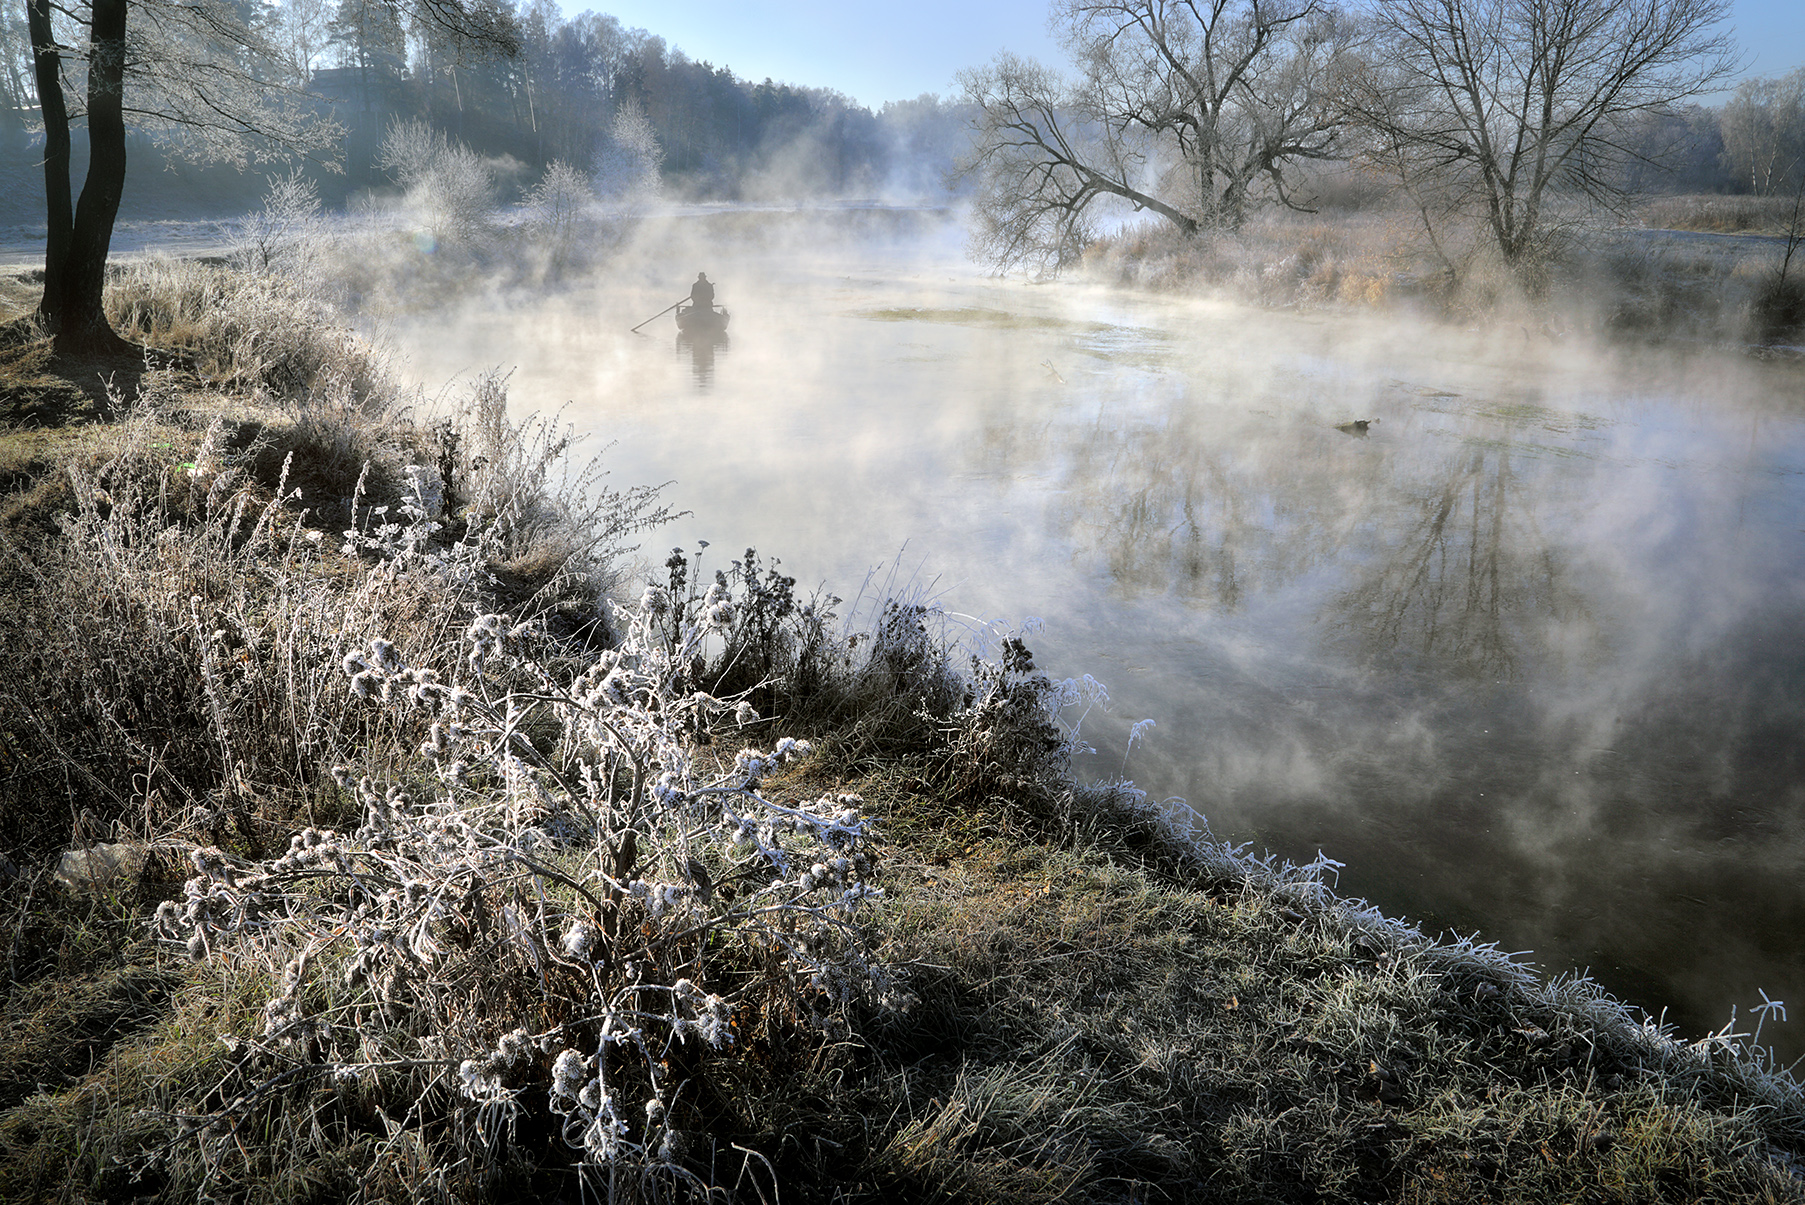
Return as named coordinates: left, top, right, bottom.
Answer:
left=1339, top=445, right=1587, bottom=681
left=1048, top=411, right=1376, bottom=608
left=1042, top=402, right=1592, bottom=680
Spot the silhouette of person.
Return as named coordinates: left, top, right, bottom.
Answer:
left=689, top=272, right=715, bottom=309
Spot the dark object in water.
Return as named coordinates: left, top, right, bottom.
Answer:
left=1336, top=418, right=1377, bottom=436
left=676, top=303, right=730, bottom=334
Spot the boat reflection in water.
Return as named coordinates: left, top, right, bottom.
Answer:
left=675, top=302, right=730, bottom=386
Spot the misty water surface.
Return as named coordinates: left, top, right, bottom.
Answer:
left=389, top=207, right=1805, bottom=1061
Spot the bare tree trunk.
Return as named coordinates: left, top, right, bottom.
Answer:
left=29, top=0, right=132, bottom=354
left=26, top=0, right=72, bottom=323
left=59, top=0, right=132, bottom=354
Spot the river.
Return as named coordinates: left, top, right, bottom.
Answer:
left=386, top=204, right=1805, bottom=1063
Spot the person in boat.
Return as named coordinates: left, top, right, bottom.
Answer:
left=689, top=272, right=715, bottom=310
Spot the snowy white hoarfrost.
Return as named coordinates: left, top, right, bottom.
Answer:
left=160, top=589, right=907, bottom=1176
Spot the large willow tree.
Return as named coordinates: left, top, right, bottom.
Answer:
left=1348, top=0, right=1738, bottom=280
left=958, top=0, right=1357, bottom=272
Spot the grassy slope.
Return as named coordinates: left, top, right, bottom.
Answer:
left=2, top=272, right=1804, bottom=1204
left=845, top=772, right=1805, bottom=1202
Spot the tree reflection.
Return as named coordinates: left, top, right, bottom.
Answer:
left=1046, top=410, right=1373, bottom=607
left=1338, top=444, right=1588, bottom=681
left=1035, top=398, right=1592, bottom=682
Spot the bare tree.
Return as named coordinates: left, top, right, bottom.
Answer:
left=0, top=4, right=31, bottom=144
left=957, top=53, right=1129, bottom=271
left=263, top=0, right=334, bottom=88
left=24, top=0, right=515, bottom=354
left=594, top=98, right=662, bottom=202
left=1349, top=0, right=1738, bottom=281
left=1719, top=68, right=1805, bottom=196
left=958, top=0, right=1355, bottom=272
left=376, top=116, right=497, bottom=244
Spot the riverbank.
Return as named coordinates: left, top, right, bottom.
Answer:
left=1079, top=198, right=1805, bottom=353
left=3, top=268, right=1804, bottom=1202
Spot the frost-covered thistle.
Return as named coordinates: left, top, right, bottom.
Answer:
left=158, top=588, right=904, bottom=1184
left=733, top=737, right=809, bottom=786
left=672, top=979, right=734, bottom=1048
left=561, top=920, right=598, bottom=959
left=457, top=1058, right=506, bottom=1101
left=550, top=1049, right=588, bottom=1102
left=701, top=580, right=735, bottom=630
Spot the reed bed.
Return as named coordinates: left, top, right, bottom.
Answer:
left=1081, top=200, right=1805, bottom=348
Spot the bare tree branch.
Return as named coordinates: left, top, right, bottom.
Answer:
left=1346, top=0, right=1738, bottom=280
left=957, top=0, right=1357, bottom=272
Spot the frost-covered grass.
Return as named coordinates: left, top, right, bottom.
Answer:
left=0, top=260, right=671, bottom=879
left=2, top=258, right=1804, bottom=1203
left=828, top=774, right=1805, bottom=1202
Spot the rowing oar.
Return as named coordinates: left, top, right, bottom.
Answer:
left=630, top=298, right=687, bottom=334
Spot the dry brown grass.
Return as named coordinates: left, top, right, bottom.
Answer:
left=1082, top=209, right=1457, bottom=314
left=1641, top=194, right=1801, bottom=236
left=1079, top=202, right=1805, bottom=348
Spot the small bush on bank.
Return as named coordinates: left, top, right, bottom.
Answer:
left=1751, top=271, right=1805, bottom=341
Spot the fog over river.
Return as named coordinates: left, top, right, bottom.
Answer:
left=388, top=206, right=1805, bottom=1062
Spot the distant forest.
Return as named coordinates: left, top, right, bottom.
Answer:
left=0, top=0, right=971, bottom=215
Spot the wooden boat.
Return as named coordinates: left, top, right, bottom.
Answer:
left=675, top=303, right=730, bottom=334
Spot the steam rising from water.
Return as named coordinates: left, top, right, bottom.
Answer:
left=387, top=206, right=1805, bottom=1060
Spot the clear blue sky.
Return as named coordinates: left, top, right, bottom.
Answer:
left=581, top=0, right=1800, bottom=110
left=581, top=1, right=1060, bottom=108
